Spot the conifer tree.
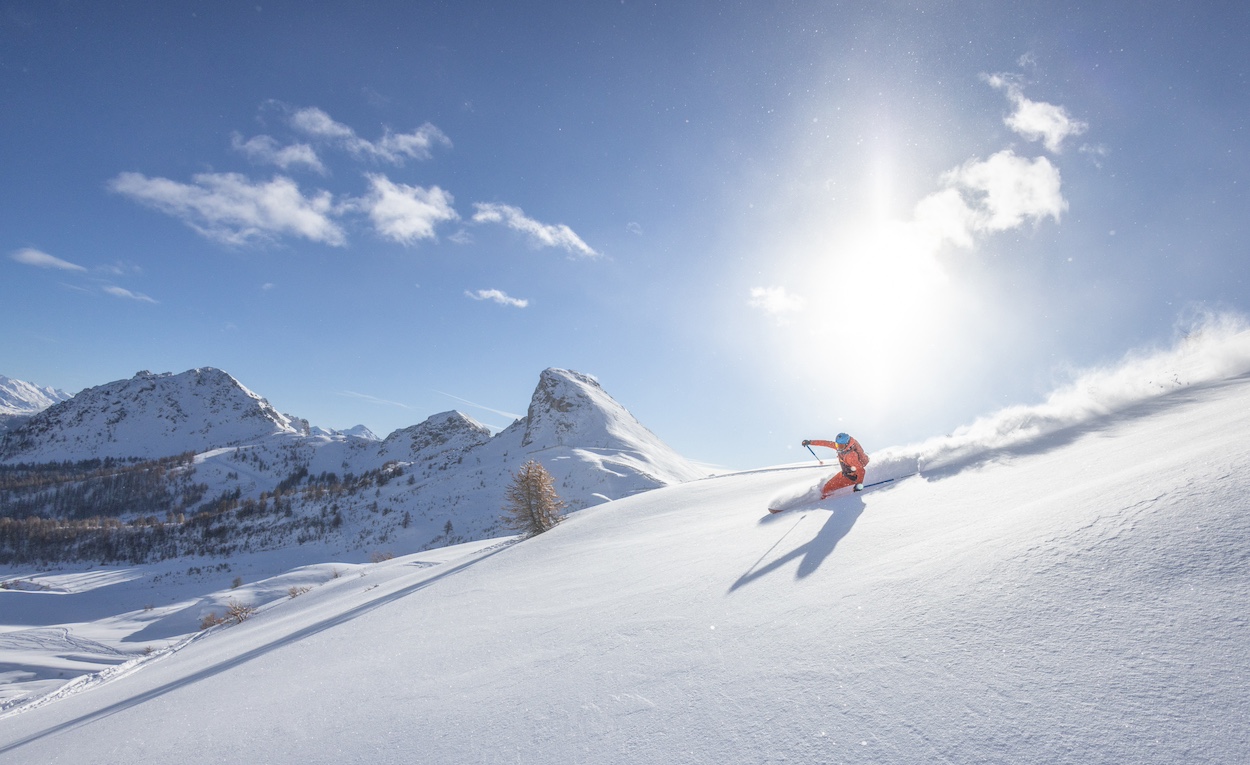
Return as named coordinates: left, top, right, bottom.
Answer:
left=501, top=460, right=566, bottom=538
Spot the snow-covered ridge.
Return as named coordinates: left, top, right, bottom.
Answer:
left=0, top=375, right=72, bottom=437
left=0, top=366, right=703, bottom=564
left=0, top=368, right=297, bottom=463
left=0, top=375, right=71, bottom=417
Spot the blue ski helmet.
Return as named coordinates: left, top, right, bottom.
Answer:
left=835, top=432, right=850, bottom=445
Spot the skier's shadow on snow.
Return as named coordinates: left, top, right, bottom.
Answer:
left=728, top=496, right=865, bottom=593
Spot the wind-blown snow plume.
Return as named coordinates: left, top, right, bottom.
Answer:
left=878, top=311, right=1250, bottom=474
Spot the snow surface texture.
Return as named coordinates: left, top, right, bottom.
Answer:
left=1, top=327, right=1249, bottom=763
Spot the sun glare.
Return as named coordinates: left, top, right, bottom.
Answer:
left=779, top=215, right=965, bottom=412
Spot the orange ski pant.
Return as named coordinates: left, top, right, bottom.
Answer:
left=820, top=466, right=864, bottom=498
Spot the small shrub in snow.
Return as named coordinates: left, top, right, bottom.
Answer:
left=288, top=585, right=312, bottom=598
left=369, top=550, right=395, bottom=563
left=200, top=612, right=225, bottom=630
left=225, top=600, right=256, bottom=624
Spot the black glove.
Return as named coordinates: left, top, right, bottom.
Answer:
left=801, top=440, right=810, bottom=447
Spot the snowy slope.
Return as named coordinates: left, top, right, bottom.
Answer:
left=1, top=365, right=1248, bottom=762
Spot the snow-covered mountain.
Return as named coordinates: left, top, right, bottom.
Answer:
left=0, top=367, right=704, bottom=563
left=0, top=368, right=298, bottom=462
left=0, top=375, right=72, bottom=436
left=2, top=348, right=1248, bottom=763
left=309, top=423, right=379, bottom=440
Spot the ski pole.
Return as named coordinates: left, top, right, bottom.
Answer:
left=805, top=443, right=823, bottom=465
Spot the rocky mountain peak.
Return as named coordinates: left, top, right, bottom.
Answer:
left=379, top=411, right=492, bottom=465
left=0, top=367, right=297, bottom=463
left=521, top=368, right=622, bottom=448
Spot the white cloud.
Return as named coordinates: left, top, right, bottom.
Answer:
left=748, top=286, right=805, bottom=321
left=985, top=74, right=1088, bottom=153
left=289, top=107, right=450, bottom=164
left=912, top=187, right=978, bottom=250
left=358, top=174, right=459, bottom=246
left=10, top=248, right=87, bottom=272
left=109, top=171, right=346, bottom=246
left=466, top=288, right=529, bottom=308
left=907, top=150, right=1067, bottom=254
left=231, top=133, right=326, bottom=173
left=943, top=150, right=1067, bottom=234
left=471, top=202, right=600, bottom=258
left=102, top=285, right=158, bottom=303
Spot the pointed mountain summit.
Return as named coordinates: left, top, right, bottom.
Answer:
left=0, top=368, right=297, bottom=463
left=520, top=368, right=642, bottom=448
left=499, top=368, right=704, bottom=488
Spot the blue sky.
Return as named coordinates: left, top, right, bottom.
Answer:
left=3, top=1, right=1248, bottom=469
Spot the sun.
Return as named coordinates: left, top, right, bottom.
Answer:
left=769, top=210, right=972, bottom=417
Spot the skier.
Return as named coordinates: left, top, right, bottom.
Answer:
left=803, top=433, right=870, bottom=497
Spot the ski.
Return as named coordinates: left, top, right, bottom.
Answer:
left=767, top=477, right=896, bottom=514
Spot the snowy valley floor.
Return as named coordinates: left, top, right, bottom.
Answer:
left=1, top=376, right=1249, bottom=763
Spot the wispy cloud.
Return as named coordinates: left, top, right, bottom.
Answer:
left=338, top=390, right=410, bottom=409
left=288, top=107, right=451, bottom=164
left=466, top=288, right=529, bottom=308
left=748, top=286, right=805, bottom=323
left=984, top=73, right=1088, bottom=153
left=10, top=248, right=87, bottom=272
left=97, top=261, right=144, bottom=277
left=357, top=174, right=459, bottom=246
left=231, top=132, right=325, bottom=174
left=472, top=202, right=599, bottom=258
left=109, top=171, right=346, bottom=246
left=433, top=389, right=525, bottom=420
left=102, top=285, right=158, bottom=303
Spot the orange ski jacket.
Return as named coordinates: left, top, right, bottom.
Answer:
left=808, top=437, right=870, bottom=478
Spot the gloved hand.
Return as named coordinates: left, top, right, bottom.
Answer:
left=801, top=440, right=810, bottom=447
